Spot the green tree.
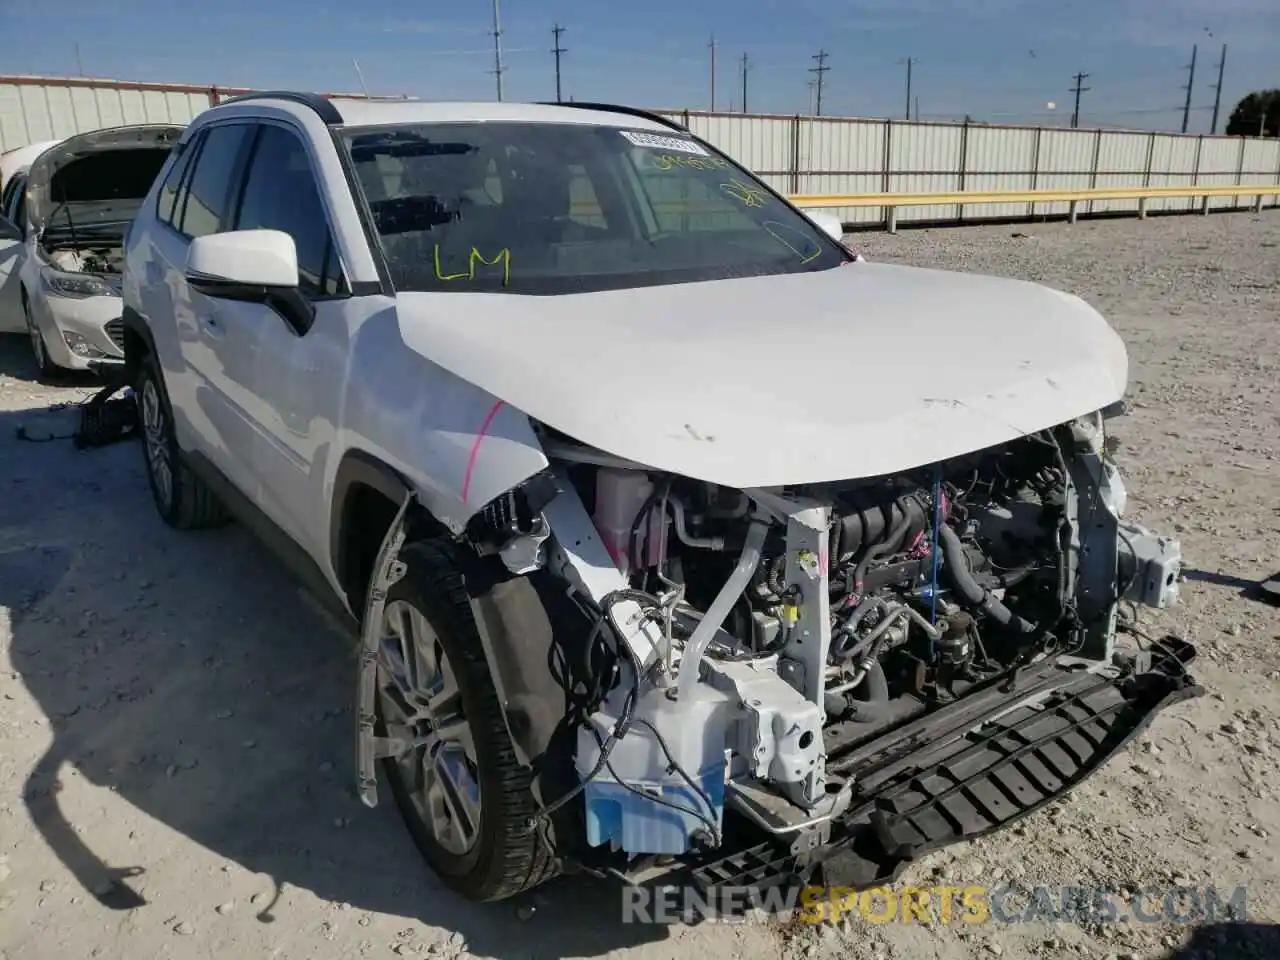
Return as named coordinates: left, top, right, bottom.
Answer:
left=1225, top=90, right=1280, bottom=137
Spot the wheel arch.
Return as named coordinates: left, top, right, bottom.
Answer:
left=120, top=305, right=158, bottom=383
left=339, top=454, right=581, bottom=788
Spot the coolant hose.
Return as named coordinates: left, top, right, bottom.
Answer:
left=937, top=524, right=1037, bottom=635
left=676, top=519, right=769, bottom=700
left=825, top=660, right=890, bottom=722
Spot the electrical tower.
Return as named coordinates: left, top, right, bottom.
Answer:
left=1209, top=43, right=1227, bottom=134
left=1069, top=71, right=1090, bottom=128
left=1181, top=44, right=1197, bottom=134
left=741, top=53, right=749, bottom=113
left=552, top=24, right=567, bottom=103
left=810, top=49, right=829, bottom=116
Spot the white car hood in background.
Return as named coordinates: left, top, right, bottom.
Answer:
left=395, top=263, right=1128, bottom=488
left=26, top=123, right=184, bottom=231
left=1, top=139, right=64, bottom=188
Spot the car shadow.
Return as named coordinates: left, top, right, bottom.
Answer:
left=0, top=392, right=666, bottom=957
left=1181, top=567, right=1280, bottom=607
left=1161, top=921, right=1280, bottom=958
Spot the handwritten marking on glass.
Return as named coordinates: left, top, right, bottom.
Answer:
left=720, top=178, right=769, bottom=208
left=433, top=245, right=512, bottom=286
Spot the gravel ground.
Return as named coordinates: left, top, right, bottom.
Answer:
left=1, top=209, right=1278, bottom=960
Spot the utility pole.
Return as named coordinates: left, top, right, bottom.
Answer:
left=490, top=0, right=505, bottom=101
left=741, top=53, right=749, bottom=113
left=1209, top=43, right=1227, bottom=134
left=914, top=95, right=920, bottom=122
left=74, top=43, right=84, bottom=77
left=709, top=35, right=717, bottom=111
left=1069, top=71, right=1090, bottom=128
left=901, top=57, right=914, bottom=120
left=1181, top=44, right=1197, bottom=133
left=551, top=24, right=567, bottom=103
left=810, top=49, right=829, bottom=116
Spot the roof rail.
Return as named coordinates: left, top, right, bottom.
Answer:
left=536, top=101, right=688, bottom=132
left=215, top=90, right=344, bottom=125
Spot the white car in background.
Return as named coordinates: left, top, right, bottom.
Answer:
left=0, top=125, right=183, bottom=377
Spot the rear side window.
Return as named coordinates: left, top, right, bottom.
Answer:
left=177, top=123, right=252, bottom=238
left=157, top=138, right=198, bottom=226
left=234, top=124, right=345, bottom=296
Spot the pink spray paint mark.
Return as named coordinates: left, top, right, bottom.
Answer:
left=460, top=398, right=505, bottom=505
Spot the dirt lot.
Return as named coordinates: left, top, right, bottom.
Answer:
left=1, top=210, right=1278, bottom=960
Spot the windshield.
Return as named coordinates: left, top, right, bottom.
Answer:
left=340, top=121, right=847, bottom=295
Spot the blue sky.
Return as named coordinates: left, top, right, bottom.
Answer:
left=2, top=0, right=1277, bottom=131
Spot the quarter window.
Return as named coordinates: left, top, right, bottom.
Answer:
left=156, top=136, right=198, bottom=226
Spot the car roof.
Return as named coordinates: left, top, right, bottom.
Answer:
left=208, top=93, right=681, bottom=133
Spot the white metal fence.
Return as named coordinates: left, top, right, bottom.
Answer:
left=657, top=109, right=1280, bottom=223
left=4, top=76, right=1278, bottom=226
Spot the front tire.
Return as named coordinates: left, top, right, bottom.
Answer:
left=135, top=351, right=228, bottom=530
left=376, top=541, right=558, bottom=901
left=23, top=295, right=59, bottom=381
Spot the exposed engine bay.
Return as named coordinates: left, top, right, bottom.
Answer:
left=462, top=410, right=1185, bottom=865
left=45, top=242, right=125, bottom=277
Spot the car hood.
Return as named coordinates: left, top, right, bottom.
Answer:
left=394, top=263, right=1128, bottom=488
left=26, top=123, right=184, bottom=232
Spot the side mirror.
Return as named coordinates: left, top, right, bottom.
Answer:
left=186, top=229, right=315, bottom=334
left=804, top=210, right=845, bottom=242
left=0, top=217, right=22, bottom=243
left=186, top=229, right=299, bottom=289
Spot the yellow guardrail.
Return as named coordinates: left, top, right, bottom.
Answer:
left=787, top=183, right=1280, bottom=232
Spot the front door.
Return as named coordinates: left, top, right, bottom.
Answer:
left=150, top=121, right=260, bottom=495
left=227, top=121, right=351, bottom=556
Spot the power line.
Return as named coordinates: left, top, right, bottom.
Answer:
left=1069, top=71, right=1090, bottom=128
left=741, top=53, right=749, bottom=113
left=490, top=0, right=504, bottom=101
left=551, top=23, right=567, bottom=103
left=810, top=49, right=829, bottom=116
left=1180, top=43, right=1197, bottom=133
left=1209, top=43, right=1227, bottom=135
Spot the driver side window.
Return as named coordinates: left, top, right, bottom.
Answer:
left=233, top=124, right=346, bottom=298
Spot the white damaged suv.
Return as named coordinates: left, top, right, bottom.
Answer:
left=118, top=92, right=1195, bottom=907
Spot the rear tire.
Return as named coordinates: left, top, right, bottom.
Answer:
left=377, top=540, right=558, bottom=901
left=135, top=350, right=229, bottom=530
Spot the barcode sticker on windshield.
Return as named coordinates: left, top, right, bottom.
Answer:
left=619, top=130, right=709, bottom=155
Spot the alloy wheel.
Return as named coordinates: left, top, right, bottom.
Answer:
left=140, top=378, right=174, bottom=511
left=377, top=599, right=481, bottom=857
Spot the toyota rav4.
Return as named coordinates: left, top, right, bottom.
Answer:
left=119, top=91, right=1197, bottom=906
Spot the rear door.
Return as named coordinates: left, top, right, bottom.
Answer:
left=143, top=121, right=259, bottom=493
left=0, top=174, right=29, bottom=333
